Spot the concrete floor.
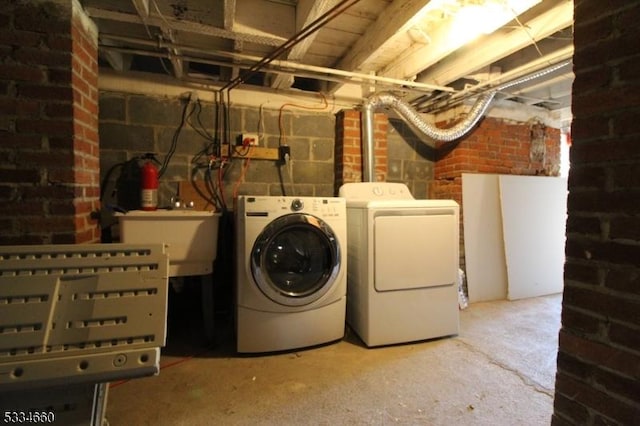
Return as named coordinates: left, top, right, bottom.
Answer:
left=105, top=291, right=562, bottom=426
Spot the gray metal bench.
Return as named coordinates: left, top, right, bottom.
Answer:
left=0, top=244, right=169, bottom=425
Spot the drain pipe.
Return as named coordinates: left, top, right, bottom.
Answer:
left=360, top=90, right=496, bottom=182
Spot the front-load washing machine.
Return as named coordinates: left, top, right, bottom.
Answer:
left=339, top=182, right=459, bottom=347
left=235, top=196, right=347, bottom=353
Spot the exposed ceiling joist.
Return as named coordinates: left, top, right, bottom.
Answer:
left=85, top=6, right=287, bottom=46
left=224, top=0, right=236, bottom=30
left=416, top=49, right=573, bottom=113
left=101, top=47, right=132, bottom=72
left=131, top=0, right=149, bottom=17
left=128, top=0, right=183, bottom=78
left=271, top=0, right=339, bottom=89
left=380, top=0, right=566, bottom=81
left=329, top=0, right=432, bottom=93
left=416, top=0, right=574, bottom=86
left=83, top=0, right=576, bottom=128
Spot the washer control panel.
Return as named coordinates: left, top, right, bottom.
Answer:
left=243, top=196, right=345, bottom=218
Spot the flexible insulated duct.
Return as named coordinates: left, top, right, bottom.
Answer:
left=359, top=62, right=570, bottom=182
left=360, top=90, right=495, bottom=182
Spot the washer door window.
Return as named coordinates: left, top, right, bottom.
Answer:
left=251, top=213, right=341, bottom=306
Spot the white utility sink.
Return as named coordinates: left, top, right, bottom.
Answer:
left=117, top=209, right=221, bottom=277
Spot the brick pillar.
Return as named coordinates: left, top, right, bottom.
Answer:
left=552, top=1, right=640, bottom=424
left=0, top=0, right=99, bottom=244
left=70, top=1, right=100, bottom=243
left=334, top=109, right=388, bottom=193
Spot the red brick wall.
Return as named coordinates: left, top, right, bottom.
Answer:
left=0, top=0, right=99, bottom=244
left=335, top=111, right=561, bottom=199
left=430, top=116, right=560, bottom=270
left=552, top=0, right=640, bottom=424
left=335, top=110, right=561, bottom=271
left=430, top=116, right=561, bottom=206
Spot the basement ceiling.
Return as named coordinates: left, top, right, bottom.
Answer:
left=81, top=0, right=574, bottom=127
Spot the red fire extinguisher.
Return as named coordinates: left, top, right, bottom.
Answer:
left=140, top=156, right=159, bottom=211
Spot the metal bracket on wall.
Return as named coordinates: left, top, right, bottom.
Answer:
left=221, top=144, right=279, bottom=161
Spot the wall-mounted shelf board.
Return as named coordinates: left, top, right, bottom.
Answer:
left=221, top=144, right=279, bottom=160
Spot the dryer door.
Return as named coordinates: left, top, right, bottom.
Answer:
left=374, top=212, right=458, bottom=292
left=251, top=213, right=341, bottom=306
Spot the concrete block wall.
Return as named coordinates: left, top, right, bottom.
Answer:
left=240, top=102, right=337, bottom=197
left=334, top=110, right=437, bottom=197
left=552, top=0, right=640, bottom=424
left=0, top=0, right=100, bottom=245
left=99, top=92, right=214, bottom=209
left=387, top=118, right=437, bottom=198
left=334, top=110, right=389, bottom=191
left=99, top=91, right=338, bottom=213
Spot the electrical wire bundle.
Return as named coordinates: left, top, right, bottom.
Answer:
left=188, top=92, right=228, bottom=212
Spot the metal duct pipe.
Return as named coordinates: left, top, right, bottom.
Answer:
left=359, top=63, right=570, bottom=182
left=360, top=90, right=495, bottom=182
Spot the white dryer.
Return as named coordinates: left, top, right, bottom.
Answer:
left=235, top=196, right=347, bottom=353
left=339, top=182, right=459, bottom=347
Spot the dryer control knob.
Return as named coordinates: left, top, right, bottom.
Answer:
left=291, top=198, right=304, bottom=211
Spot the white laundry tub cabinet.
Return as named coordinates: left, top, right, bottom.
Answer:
left=117, top=209, right=221, bottom=277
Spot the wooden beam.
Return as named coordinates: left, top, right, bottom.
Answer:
left=327, top=0, right=432, bottom=93
left=129, top=1, right=185, bottom=79
left=224, top=0, right=236, bottom=30
left=270, top=0, right=338, bottom=89
left=101, top=48, right=132, bottom=72
left=417, top=47, right=574, bottom=112
left=222, top=1, right=239, bottom=84
left=414, top=0, right=574, bottom=86
left=222, top=144, right=279, bottom=161
left=507, top=73, right=574, bottom=98
left=131, top=0, right=149, bottom=18
left=86, top=7, right=286, bottom=46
